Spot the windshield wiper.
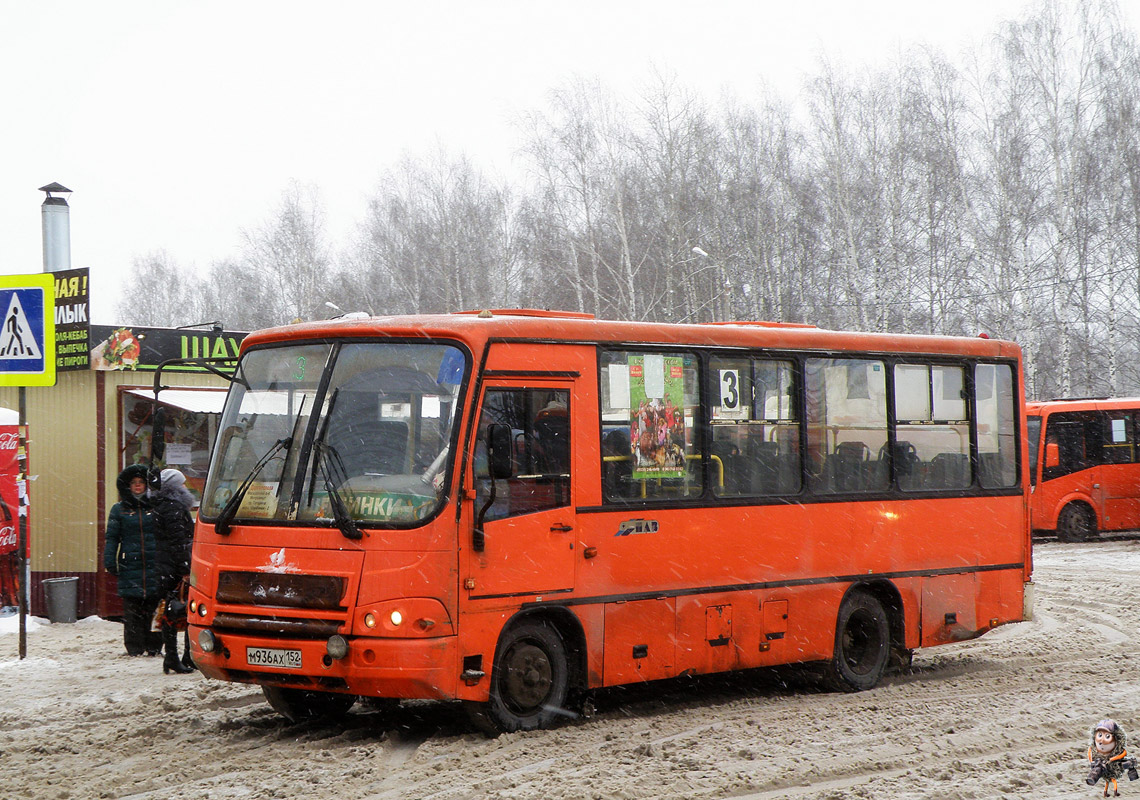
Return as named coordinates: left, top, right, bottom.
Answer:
left=307, top=388, right=339, bottom=506
left=214, top=436, right=292, bottom=535
left=313, top=440, right=362, bottom=540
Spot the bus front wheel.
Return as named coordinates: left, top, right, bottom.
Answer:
left=825, top=591, right=890, bottom=692
left=1056, top=503, right=1095, bottom=542
left=468, top=621, right=570, bottom=735
left=262, top=686, right=356, bottom=723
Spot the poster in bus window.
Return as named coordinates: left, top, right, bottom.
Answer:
left=629, top=355, right=686, bottom=479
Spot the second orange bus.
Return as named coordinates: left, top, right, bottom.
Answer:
left=1027, top=397, right=1140, bottom=540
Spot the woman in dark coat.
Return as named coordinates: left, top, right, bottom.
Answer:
left=103, top=464, right=162, bottom=656
left=152, top=468, right=196, bottom=674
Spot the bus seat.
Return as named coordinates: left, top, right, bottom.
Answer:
left=533, top=409, right=569, bottom=474
left=977, top=452, right=1007, bottom=486
left=833, top=441, right=870, bottom=491
left=891, top=440, right=921, bottom=490
left=929, top=452, right=970, bottom=489
left=747, top=440, right=779, bottom=494
left=328, top=419, right=408, bottom=477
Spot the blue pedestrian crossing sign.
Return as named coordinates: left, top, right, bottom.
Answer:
left=0, top=274, right=55, bottom=387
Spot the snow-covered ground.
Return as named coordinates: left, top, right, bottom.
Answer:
left=1, top=541, right=1134, bottom=799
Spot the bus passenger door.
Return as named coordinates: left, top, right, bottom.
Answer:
left=1098, top=410, right=1140, bottom=531
left=466, top=382, right=577, bottom=598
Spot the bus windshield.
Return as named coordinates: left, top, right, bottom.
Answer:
left=201, top=341, right=466, bottom=528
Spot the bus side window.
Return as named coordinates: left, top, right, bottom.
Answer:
left=599, top=350, right=701, bottom=501
left=894, top=364, right=970, bottom=491
left=805, top=358, right=888, bottom=494
left=475, top=388, right=571, bottom=520
left=1042, top=411, right=1099, bottom=481
left=975, top=363, right=1019, bottom=489
left=1101, top=412, right=1135, bottom=465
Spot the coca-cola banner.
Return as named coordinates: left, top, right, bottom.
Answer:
left=0, top=426, right=20, bottom=555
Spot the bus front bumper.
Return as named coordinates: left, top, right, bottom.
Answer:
left=188, top=625, right=459, bottom=700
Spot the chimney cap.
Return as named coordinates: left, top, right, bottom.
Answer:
left=38, top=182, right=72, bottom=195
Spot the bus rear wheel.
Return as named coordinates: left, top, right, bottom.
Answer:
left=468, top=621, right=570, bottom=735
left=1056, top=503, right=1095, bottom=542
left=262, top=686, right=356, bottom=723
left=825, top=591, right=890, bottom=692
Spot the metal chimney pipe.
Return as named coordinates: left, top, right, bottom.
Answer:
left=39, top=182, right=72, bottom=273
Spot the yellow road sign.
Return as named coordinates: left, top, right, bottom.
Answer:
left=0, top=274, right=55, bottom=387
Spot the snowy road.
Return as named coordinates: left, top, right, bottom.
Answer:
left=1, top=541, right=1135, bottom=799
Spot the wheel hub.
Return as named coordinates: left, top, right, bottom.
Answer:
left=504, top=642, right=552, bottom=710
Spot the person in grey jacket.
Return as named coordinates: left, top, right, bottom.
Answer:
left=103, top=464, right=161, bottom=656
left=152, top=468, right=196, bottom=674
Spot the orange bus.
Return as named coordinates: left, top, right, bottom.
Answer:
left=1026, top=397, right=1140, bottom=541
left=184, top=310, right=1032, bottom=733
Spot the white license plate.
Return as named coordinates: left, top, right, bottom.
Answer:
left=246, top=647, right=302, bottom=669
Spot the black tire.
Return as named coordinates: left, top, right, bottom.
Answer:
left=262, top=686, right=356, bottom=723
left=825, top=591, right=890, bottom=692
left=469, top=621, right=570, bottom=735
left=1056, top=503, right=1095, bottom=542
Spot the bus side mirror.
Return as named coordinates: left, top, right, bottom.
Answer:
left=488, top=423, right=513, bottom=479
left=1044, top=441, right=1059, bottom=469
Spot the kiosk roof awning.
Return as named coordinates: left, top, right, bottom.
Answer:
left=125, top=388, right=228, bottom=415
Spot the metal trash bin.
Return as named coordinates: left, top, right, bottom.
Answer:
left=42, top=576, right=79, bottom=623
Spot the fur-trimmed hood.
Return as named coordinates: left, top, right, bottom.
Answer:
left=115, top=464, right=150, bottom=507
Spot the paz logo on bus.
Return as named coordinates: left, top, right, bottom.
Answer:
left=615, top=519, right=659, bottom=537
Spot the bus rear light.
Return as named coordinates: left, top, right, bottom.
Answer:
left=364, top=613, right=377, bottom=629
left=389, top=610, right=404, bottom=627
left=189, top=599, right=197, bottom=614
left=198, top=603, right=208, bottom=617
left=417, top=618, right=436, bottom=631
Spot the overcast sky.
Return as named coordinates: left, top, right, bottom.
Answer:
left=1, top=0, right=1125, bottom=324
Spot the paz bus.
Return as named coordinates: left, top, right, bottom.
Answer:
left=1026, top=397, right=1140, bottom=541
left=183, top=310, right=1032, bottom=733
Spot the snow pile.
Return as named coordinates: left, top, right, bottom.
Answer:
left=0, top=542, right=1135, bottom=799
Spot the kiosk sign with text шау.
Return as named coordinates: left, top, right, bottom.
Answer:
left=0, top=274, right=55, bottom=387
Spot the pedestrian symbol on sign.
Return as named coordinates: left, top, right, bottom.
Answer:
left=0, top=295, right=41, bottom=360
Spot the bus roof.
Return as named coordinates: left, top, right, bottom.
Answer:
left=1026, top=397, right=1140, bottom=413
left=240, top=309, right=1022, bottom=360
